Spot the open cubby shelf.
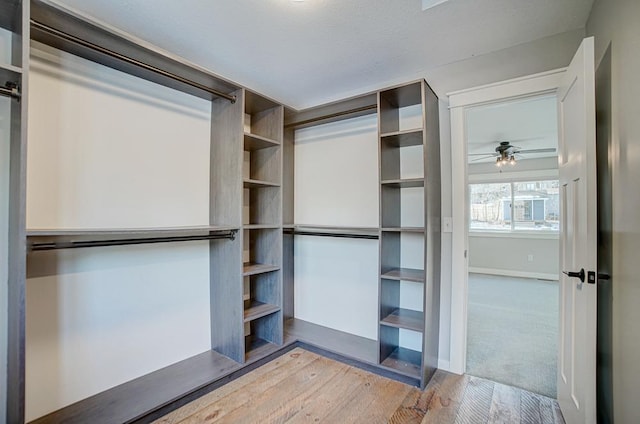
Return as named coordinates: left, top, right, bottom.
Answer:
left=243, top=300, right=280, bottom=322
left=244, top=132, right=280, bottom=150
left=380, top=227, right=425, bottom=233
left=243, top=178, right=280, bottom=188
left=380, top=308, right=424, bottom=332
left=379, top=129, right=424, bottom=147
left=243, top=262, right=280, bottom=276
left=380, top=178, right=424, bottom=188
left=380, top=268, right=425, bottom=282
left=380, top=347, right=422, bottom=378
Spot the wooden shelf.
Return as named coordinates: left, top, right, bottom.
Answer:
left=27, top=226, right=238, bottom=251
left=245, top=337, right=279, bottom=362
left=243, top=178, right=280, bottom=189
left=0, top=63, right=23, bottom=85
left=244, top=132, right=280, bottom=150
left=284, top=318, right=378, bottom=365
left=244, top=301, right=280, bottom=322
left=28, top=349, right=240, bottom=424
left=380, top=178, right=424, bottom=188
left=243, top=263, right=280, bottom=276
left=380, top=129, right=423, bottom=147
left=380, top=347, right=422, bottom=378
left=381, top=227, right=425, bottom=233
left=243, top=224, right=280, bottom=230
left=380, top=308, right=424, bottom=332
left=380, top=268, right=424, bottom=283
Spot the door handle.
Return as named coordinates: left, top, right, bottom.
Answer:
left=563, top=268, right=585, bottom=283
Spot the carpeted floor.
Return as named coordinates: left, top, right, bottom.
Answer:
left=466, top=273, right=558, bottom=398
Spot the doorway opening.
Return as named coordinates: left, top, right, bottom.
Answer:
left=464, top=94, right=560, bottom=398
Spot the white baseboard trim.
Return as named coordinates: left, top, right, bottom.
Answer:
left=469, top=267, right=558, bottom=281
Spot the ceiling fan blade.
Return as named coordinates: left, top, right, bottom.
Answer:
left=468, top=152, right=498, bottom=156
left=469, top=155, right=497, bottom=162
left=517, top=148, right=557, bottom=154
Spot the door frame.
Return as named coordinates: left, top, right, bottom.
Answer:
left=447, top=69, right=567, bottom=374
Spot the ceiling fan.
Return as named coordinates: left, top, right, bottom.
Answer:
left=468, top=141, right=556, bottom=166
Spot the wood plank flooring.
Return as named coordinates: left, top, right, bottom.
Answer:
left=154, top=348, right=564, bottom=424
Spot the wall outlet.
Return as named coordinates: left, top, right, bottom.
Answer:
left=528, top=254, right=534, bottom=262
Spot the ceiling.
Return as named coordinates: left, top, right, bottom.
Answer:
left=466, top=95, right=558, bottom=164
left=52, top=0, right=594, bottom=110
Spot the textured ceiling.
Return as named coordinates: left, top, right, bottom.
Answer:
left=52, top=0, right=594, bottom=109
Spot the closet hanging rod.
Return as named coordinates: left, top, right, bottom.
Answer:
left=0, top=84, right=21, bottom=100
left=30, top=19, right=237, bottom=103
left=284, top=229, right=379, bottom=240
left=285, top=104, right=377, bottom=129
left=29, top=231, right=237, bottom=251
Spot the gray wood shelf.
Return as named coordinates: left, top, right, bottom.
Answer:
left=380, top=178, right=424, bottom=188
left=284, top=318, right=378, bottom=365
left=380, top=129, right=424, bottom=147
left=380, top=347, right=422, bottom=378
left=243, top=224, right=280, bottom=230
left=380, top=267, right=425, bottom=282
left=28, top=349, right=240, bottom=424
left=380, top=308, right=424, bottom=332
left=243, top=179, right=280, bottom=188
left=244, top=300, right=280, bottom=323
left=243, top=263, right=280, bottom=276
left=244, top=132, right=280, bottom=151
left=244, top=337, right=279, bottom=362
left=380, top=227, right=425, bottom=233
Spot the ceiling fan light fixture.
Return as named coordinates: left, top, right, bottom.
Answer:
left=509, top=155, right=516, bottom=165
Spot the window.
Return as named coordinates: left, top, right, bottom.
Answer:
left=469, top=180, right=559, bottom=232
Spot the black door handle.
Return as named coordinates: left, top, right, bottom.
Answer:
left=563, top=268, right=585, bottom=283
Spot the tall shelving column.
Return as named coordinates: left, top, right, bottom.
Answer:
left=210, top=89, right=284, bottom=364
left=1, top=0, right=29, bottom=421
left=377, top=80, right=441, bottom=388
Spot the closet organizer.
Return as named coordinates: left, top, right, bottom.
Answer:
left=1, top=0, right=441, bottom=422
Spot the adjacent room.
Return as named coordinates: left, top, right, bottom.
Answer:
left=465, top=95, right=560, bottom=398
left=1, top=1, right=639, bottom=424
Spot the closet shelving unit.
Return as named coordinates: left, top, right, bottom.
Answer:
left=3, top=0, right=441, bottom=421
left=281, top=80, right=441, bottom=389
left=377, top=80, right=441, bottom=386
left=1, top=0, right=287, bottom=422
left=210, top=87, right=284, bottom=364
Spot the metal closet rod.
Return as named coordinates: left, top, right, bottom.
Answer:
left=0, top=85, right=21, bottom=100
left=30, top=19, right=237, bottom=103
left=29, top=231, right=237, bottom=251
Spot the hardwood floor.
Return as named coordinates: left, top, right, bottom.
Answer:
left=154, top=348, right=564, bottom=424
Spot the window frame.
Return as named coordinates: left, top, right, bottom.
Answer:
left=468, top=170, right=559, bottom=237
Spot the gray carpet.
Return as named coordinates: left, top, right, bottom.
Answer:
left=466, top=273, right=558, bottom=398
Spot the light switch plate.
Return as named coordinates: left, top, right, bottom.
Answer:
left=442, top=217, right=453, bottom=233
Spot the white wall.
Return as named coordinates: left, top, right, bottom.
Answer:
left=469, top=234, right=559, bottom=280
left=586, top=0, right=640, bottom=422
left=294, top=114, right=379, bottom=339
left=294, top=114, right=378, bottom=227
left=25, top=44, right=212, bottom=420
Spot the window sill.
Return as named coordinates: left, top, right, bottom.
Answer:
left=469, top=231, right=559, bottom=240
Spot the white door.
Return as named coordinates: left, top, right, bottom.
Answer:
left=557, top=37, right=597, bottom=424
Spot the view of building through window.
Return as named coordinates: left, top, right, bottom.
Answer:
left=470, top=180, right=559, bottom=232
